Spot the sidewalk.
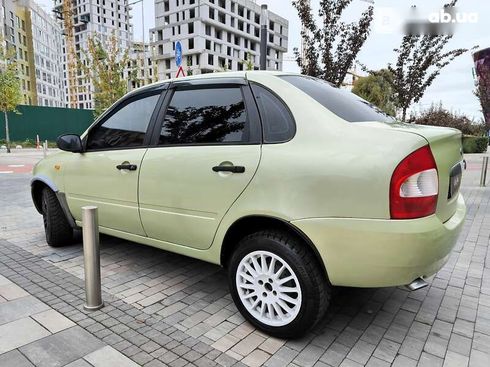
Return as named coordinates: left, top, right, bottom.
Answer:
left=0, top=274, right=138, bottom=367
left=0, top=149, right=490, bottom=367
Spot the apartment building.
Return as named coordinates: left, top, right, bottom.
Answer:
left=127, top=41, right=157, bottom=91
left=53, top=0, right=133, bottom=109
left=151, top=0, right=288, bottom=79
left=2, top=0, right=37, bottom=104
left=1, top=0, right=65, bottom=107
left=30, top=0, right=65, bottom=107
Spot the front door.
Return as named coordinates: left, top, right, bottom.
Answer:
left=139, top=82, right=262, bottom=249
left=64, top=92, right=162, bottom=235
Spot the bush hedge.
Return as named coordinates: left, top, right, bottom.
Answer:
left=462, top=135, right=489, bottom=154
left=411, top=104, right=487, bottom=136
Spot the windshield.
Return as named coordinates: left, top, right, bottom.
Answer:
left=279, top=75, right=395, bottom=123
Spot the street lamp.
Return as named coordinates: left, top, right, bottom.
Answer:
left=260, top=4, right=268, bottom=71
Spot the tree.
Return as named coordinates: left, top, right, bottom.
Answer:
left=474, top=56, right=490, bottom=128
left=292, top=0, right=374, bottom=87
left=240, top=52, right=255, bottom=71
left=0, top=37, right=23, bottom=153
left=385, top=1, right=476, bottom=121
left=79, top=34, right=129, bottom=117
left=352, top=69, right=396, bottom=116
left=186, top=56, right=193, bottom=76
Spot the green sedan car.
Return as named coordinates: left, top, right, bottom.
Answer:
left=31, top=71, right=466, bottom=337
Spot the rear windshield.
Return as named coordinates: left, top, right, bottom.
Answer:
left=279, top=75, right=395, bottom=123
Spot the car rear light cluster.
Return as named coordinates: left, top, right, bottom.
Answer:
left=390, top=145, right=439, bottom=219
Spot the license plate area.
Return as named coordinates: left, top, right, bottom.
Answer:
left=448, top=162, right=463, bottom=200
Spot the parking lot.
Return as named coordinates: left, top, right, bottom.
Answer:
left=1, top=148, right=489, bottom=367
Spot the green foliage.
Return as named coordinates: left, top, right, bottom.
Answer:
left=352, top=69, right=396, bottom=116
left=79, top=34, right=129, bottom=118
left=186, top=57, right=193, bottom=76
left=240, top=52, right=255, bottom=71
left=411, top=103, right=487, bottom=136
left=0, top=36, right=23, bottom=153
left=292, top=0, right=374, bottom=87
left=462, top=136, right=488, bottom=154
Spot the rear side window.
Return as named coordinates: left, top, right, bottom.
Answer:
left=86, top=94, right=160, bottom=150
left=279, top=75, right=395, bottom=123
left=158, top=87, right=250, bottom=145
left=251, top=84, right=295, bottom=143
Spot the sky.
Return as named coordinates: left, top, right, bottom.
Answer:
left=37, top=0, right=489, bottom=120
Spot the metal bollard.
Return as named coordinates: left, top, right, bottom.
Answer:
left=480, top=157, right=489, bottom=187
left=43, top=141, right=47, bottom=158
left=82, top=206, right=104, bottom=311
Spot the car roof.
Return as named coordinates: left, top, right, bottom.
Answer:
left=128, top=70, right=299, bottom=96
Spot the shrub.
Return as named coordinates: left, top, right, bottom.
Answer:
left=411, top=103, right=486, bottom=136
left=462, top=135, right=488, bottom=153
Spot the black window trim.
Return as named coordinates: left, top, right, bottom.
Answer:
left=249, top=81, right=297, bottom=144
left=83, top=87, right=168, bottom=153
left=148, top=80, right=262, bottom=148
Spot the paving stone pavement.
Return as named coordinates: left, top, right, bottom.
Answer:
left=0, top=151, right=490, bottom=366
left=0, top=274, right=137, bottom=367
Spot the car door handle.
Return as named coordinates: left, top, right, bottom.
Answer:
left=116, top=164, right=138, bottom=171
left=212, top=165, right=245, bottom=173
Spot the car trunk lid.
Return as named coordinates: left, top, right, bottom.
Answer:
left=362, top=122, right=464, bottom=222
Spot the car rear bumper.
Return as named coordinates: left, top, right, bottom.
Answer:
left=291, top=194, right=466, bottom=288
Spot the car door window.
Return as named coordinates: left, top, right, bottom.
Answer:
left=158, top=87, right=250, bottom=145
left=86, top=94, right=160, bottom=150
left=251, top=84, right=296, bottom=143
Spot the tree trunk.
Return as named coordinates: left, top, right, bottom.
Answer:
left=402, top=108, right=407, bottom=123
left=4, top=111, right=10, bottom=154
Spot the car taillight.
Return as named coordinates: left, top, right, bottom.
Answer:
left=390, top=145, right=438, bottom=219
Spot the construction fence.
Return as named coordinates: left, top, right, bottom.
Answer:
left=0, top=105, right=94, bottom=142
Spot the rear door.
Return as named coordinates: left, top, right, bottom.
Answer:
left=64, top=90, right=164, bottom=235
left=138, top=79, right=262, bottom=249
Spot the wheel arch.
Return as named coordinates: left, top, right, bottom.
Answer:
left=31, top=175, right=58, bottom=214
left=220, top=215, right=329, bottom=281
left=31, top=176, right=77, bottom=229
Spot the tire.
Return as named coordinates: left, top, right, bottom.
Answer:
left=228, top=230, right=331, bottom=338
left=41, top=187, right=73, bottom=247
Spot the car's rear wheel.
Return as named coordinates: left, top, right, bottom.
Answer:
left=41, top=187, right=73, bottom=247
left=228, top=230, right=330, bottom=338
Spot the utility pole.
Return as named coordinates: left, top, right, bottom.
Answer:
left=259, top=4, right=268, bottom=70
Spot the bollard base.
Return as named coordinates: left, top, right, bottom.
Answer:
left=83, top=302, right=104, bottom=311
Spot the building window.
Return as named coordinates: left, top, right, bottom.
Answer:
left=218, top=11, right=225, bottom=24
left=209, top=8, right=215, bottom=19
left=205, top=39, right=211, bottom=50
left=188, top=22, right=194, bottom=33
left=189, top=8, right=195, bottom=18
left=208, top=54, right=214, bottom=65
left=188, top=38, right=194, bottom=49
left=205, top=25, right=211, bottom=36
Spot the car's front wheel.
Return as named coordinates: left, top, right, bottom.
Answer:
left=41, top=187, right=73, bottom=247
left=228, top=230, right=330, bottom=338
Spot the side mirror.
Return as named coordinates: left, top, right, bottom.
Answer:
left=57, top=134, right=83, bottom=153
